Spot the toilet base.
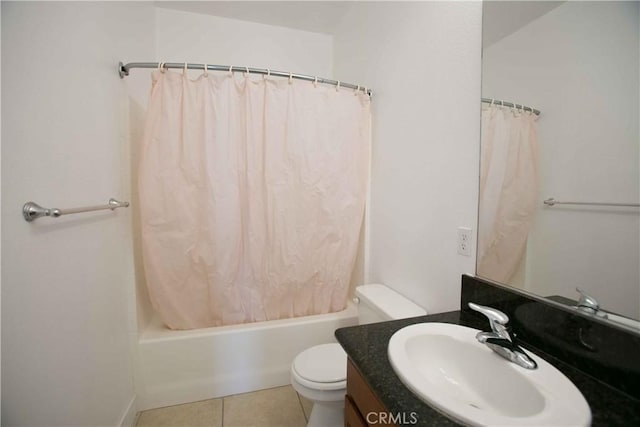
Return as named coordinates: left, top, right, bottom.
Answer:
left=308, top=400, right=344, bottom=427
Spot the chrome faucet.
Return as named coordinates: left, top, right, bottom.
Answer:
left=468, top=302, right=537, bottom=370
left=575, top=288, right=608, bottom=319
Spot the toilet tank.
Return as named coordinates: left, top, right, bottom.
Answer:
left=355, top=284, right=427, bottom=324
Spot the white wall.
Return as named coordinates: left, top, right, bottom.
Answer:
left=333, top=2, right=482, bottom=314
left=154, top=7, right=333, bottom=78
left=0, top=2, right=3, bottom=416
left=482, top=1, right=640, bottom=318
left=1, top=2, right=154, bottom=425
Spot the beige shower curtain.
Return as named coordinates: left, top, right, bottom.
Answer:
left=138, top=70, right=371, bottom=329
left=477, top=104, right=539, bottom=283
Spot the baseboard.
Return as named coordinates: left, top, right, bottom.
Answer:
left=118, top=394, right=138, bottom=427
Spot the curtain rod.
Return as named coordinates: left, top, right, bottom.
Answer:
left=118, top=62, right=372, bottom=96
left=481, top=97, right=540, bottom=115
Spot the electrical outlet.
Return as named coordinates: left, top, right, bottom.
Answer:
left=457, top=227, right=472, bottom=256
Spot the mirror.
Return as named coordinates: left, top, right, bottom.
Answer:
left=478, top=1, right=640, bottom=327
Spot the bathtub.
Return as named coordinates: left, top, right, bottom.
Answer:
left=136, top=304, right=358, bottom=410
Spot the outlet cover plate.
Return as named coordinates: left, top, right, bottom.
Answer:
left=457, top=227, right=472, bottom=256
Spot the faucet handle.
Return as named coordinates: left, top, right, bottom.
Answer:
left=468, top=302, right=510, bottom=335
left=468, top=302, right=509, bottom=324
left=576, top=287, right=599, bottom=311
left=575, top=288, right=608, bottom=318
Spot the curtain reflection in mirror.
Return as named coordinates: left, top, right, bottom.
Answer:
left=477, top=104, right=539, bottom=283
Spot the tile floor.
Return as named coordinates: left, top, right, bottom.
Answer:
left=136, top=385, right=314, bottom=427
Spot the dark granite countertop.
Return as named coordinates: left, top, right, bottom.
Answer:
left=335, top=310, right=640, bottom=426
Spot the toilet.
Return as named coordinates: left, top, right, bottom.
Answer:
left=290, top=284, right=427, bottom=427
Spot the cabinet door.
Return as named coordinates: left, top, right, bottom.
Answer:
left=346, top=358, right=397, bottom=427
left=345, top=395, right=367, bottom=427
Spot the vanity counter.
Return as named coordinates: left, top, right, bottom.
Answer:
left=335, top=309, right=640, bottom=426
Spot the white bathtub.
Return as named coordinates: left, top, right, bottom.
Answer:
left=136, top=304, right=358, bottom=410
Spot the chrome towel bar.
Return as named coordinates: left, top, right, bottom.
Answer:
left=543, top=198, right=640, bottom=208
left=23, top=198, right=130, bottom=222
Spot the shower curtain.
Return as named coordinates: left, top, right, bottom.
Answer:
left=138, top=70, right=371, bottom=330
left=477, top=103, right=539, bottom=283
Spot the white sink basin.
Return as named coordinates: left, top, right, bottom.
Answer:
left=388, top=323, right=591, bottom=426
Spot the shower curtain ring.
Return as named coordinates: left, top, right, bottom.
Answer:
left=245, top=66, right=249, bottom=78
left=313, top=76, right=318, bottom=87
left=203, top=64, right=208, bottom=77
left=229, top=65, right=233, bottom=76
left=183, top=62, right=188, bottom=75
left=336, top=81, right=341, bottom=92
left=354, top=85, right=360, bottom=95
left=159, top=62, right=165, bottom=73
left=289, top=73, right=293, bottom=84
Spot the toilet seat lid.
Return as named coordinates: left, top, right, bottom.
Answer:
left=293, top=343, right=347, bottom=383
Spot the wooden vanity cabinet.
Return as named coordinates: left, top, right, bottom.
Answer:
left=345, top=358, right=397, bottom=427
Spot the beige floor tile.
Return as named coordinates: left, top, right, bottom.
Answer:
left=137, top=399, right=223, bottom=427
left=223, top=385, right=307, bottom=427
left=297, top=393, right=313, bottom=422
